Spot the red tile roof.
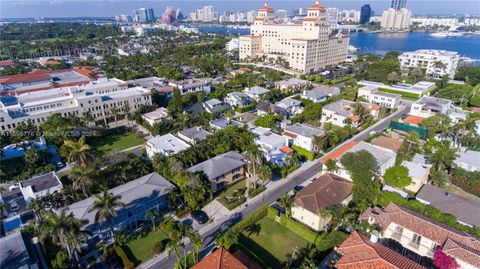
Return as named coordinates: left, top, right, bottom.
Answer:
left=43, top=60, right=61, bottom=65
left=360, top=203, right=480, bottom=267
left=280, top=146, right=294, bottom=154
left=471, top=107, right=480, bottom=113
left=321, top=140, right=358, bottom=164
left=0, top=73, right=51, bottom=84
left=308, top=1, right=326, bottom=11
left=403, top=115, right=424, bottom=125
left=336, top=231, right=427, bottom=269
left=73, top=67, right=94, bottom=77
left=0, top=60, right=15, bottom=67
left=191, top=247, right=249, bottom=269
left=259, top=3, right=274, bottom=11
left=282, top=131, right=297, bottom=138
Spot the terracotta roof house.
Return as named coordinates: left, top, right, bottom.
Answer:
left=191, top=247, right=260, bottom=269
left=370, top=132, right=404, bottom=153
left=335, top=231, right=427, bottom=269
left=359, top=202, right=480, bottom=269
left=291, top=173, right=352, bottom=231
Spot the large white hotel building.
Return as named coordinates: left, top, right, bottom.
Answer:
left=0, top=78, right=152, bottom=132
left=239, top=1, right=349, bottom=74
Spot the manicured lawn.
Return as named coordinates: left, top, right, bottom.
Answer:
left=218, top=178, right=247, bottom=210
left=92, top=133, right=145, bottom=154
left=123, top=229, right=169, bottom=264
left=239, top=217, right=310, bottom=268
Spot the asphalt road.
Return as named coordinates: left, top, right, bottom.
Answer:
left=142, top=100, right=413, bottom=269
left=143, top=162, right=323, bottom=269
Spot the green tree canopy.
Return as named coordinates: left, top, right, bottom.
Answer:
left=384, top=165, right=412, bottom=188
left=340, top=150, right=381, bottom=208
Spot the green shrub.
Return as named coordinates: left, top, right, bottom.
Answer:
left=115, top=246, right=134, bottom=269
left=278, top=214, right=318, bottom=243
left=231, top=206, right=268, bottom=234
left=152, top=240, right=166, bottom=254
left=52, top=250, right=69, bottom=269
left=248, top=184, right=266, bottom=198
left=292, top=145, right=315, bottom=161
left=315, top=230, right=348, bottom=252
left=267, top=206, right=278, bottom=219
left=378, top=88, right=420, bottom=100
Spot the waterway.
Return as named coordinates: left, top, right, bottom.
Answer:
left=193, top=24, right=480, bottom=60
left=349, top=32, right=480, bottom=60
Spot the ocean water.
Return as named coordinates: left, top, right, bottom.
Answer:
left=349, top=32, right=480, bottom=60
left=194, top=25, right=480, bottom=60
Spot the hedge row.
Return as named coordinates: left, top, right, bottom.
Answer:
left=230, top=205, right=268, bottom=234
left=292, top=145, right=315, bottom=161
left=378, top=87, right=420, bottom=100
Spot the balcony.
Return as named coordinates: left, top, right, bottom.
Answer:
left=392, top=232, right=402, bottom=240
left=408, top=241, right=420, bottom=250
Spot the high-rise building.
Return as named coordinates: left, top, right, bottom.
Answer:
left=360, top=4, right=371, bottom=24
left=390, top=0, right=407, bottom=10
left=239, top=1, right=349, bottom=74
left=381, top=7, right=411, bottom=30
left=340, top=10, right=360, bottom=23
left=147, top=8, right=155, bottom=22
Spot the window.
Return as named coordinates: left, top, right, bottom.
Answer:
left=412, top=234, right=422, bottom=245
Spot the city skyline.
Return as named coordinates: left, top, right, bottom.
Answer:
left=1, top=0, right=479, bottom=18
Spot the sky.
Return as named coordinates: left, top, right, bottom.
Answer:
left=0, top=0, right=479, bottom=18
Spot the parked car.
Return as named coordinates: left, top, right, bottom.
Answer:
left=191, top=210, right=208, bottom=224
left=294, top=185, right=304, bottom=192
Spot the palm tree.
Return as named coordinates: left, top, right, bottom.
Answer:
left=70, top=168, right=94, bottom=197
left=88, top=191, right=125, bottom=244
left=410, top=68, right=424, bottom=84
left=122, top=103, right=131, bottom=126
left=81, top=111, right=95, bottom=127
left=24, top=149, right=39, bottom=166
left=278, top=193, right=293, bottom=217
left=433, top=61, right=447, bottom=77
left=27, top=198, right=47, bottom=223
left=166, top=240, right=183, bottom=268
left=429, top=140, right=457, bottom=173
left=109, top=107, right=119, bottom=128
left=257, top=165, right=272, bottom=183
left=40, top=210, right=90, bottom=264
left=61, top=136, right=94, bottom=169
left=145, top=209, right=159, bottom=232
left=186, top=230, right=203, bottom=263
left=245, top=145, right=263, bottom=193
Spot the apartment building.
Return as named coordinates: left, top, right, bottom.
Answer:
left=187, top=151, right=246, bottom=191
left=357, top=86, right=401, bottom=109
left=380, top=8, right=411, bottom=30
left=0, top=79, right=151, bottom=132
left=239, top=2, right=349, bottom=74
left=399, top=49, right=460, bottom=79
left=360, top=202, right=480, bottom=269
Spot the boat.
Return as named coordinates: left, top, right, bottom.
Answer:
left=430, top=32, right=448, bottom=38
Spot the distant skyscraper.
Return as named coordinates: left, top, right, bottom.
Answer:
left=360, top=4, right=371, bottom=24
left=147, top=8, right=155, bottom=22
left=390, top=0, right=407, bottom=10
